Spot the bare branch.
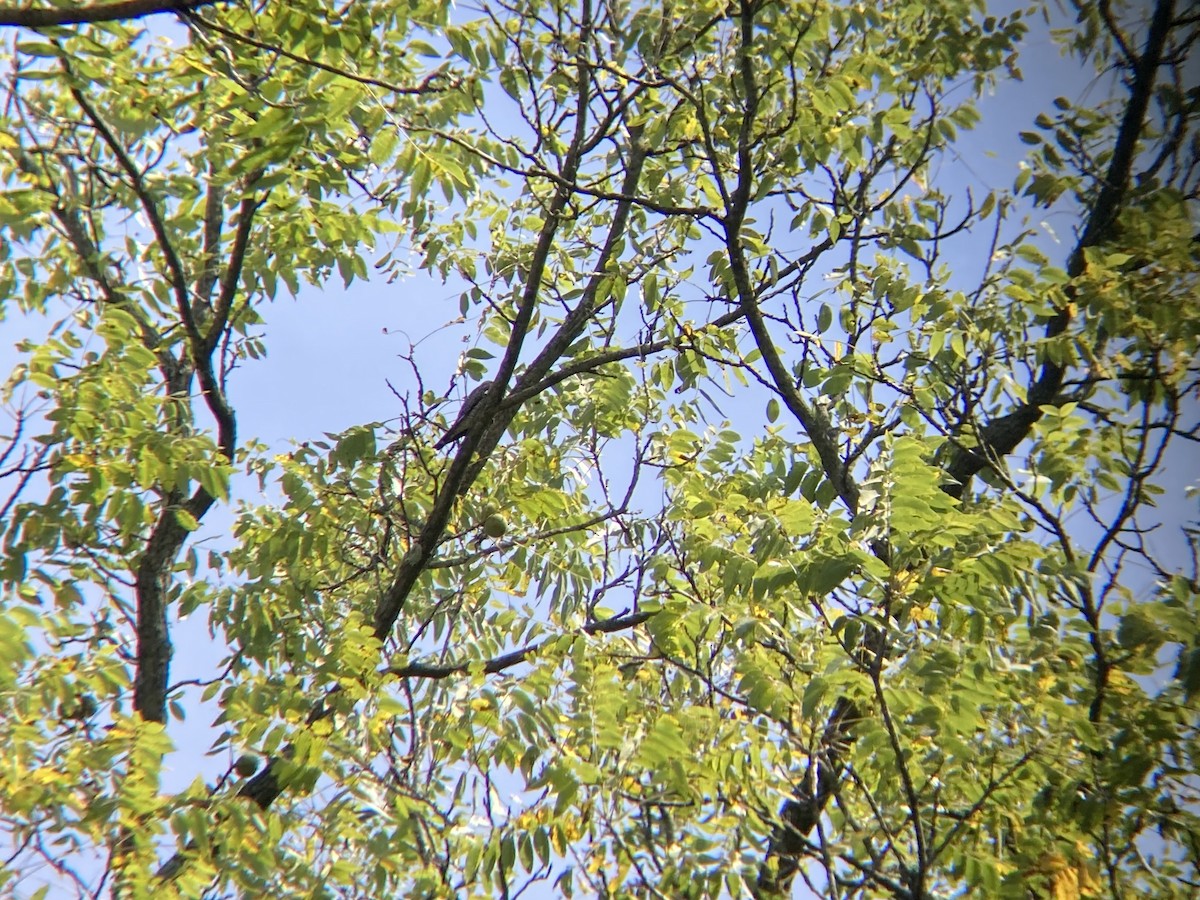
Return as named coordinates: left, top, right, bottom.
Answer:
left=386, top=610, right=655, bottom=681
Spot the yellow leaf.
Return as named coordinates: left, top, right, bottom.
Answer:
left=1026, top=850, right=1081, bottom=900
left=910, top=605, right=937, bottom=624
left=1051, top=866, right=1080, bottom=900
left=890, top=569, right=919, bottom=597
left=32, top=767, right=60, bottom=786
left=1074, top=842, right=1102, bottom=897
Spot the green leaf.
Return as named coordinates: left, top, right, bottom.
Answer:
left=1176, top=647, right=1200, bottom=703
left=174, top=509, right=200, bottom=531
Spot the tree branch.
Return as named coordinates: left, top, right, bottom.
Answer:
left=0, top=0, right=220, bottom=28
left=944, top=0, right=1178, bottom=496
left=180, top=10, right=455, bottom=97
left=371, top=10, right=653, bottom=641
left=758, top=1, right=1181, bottom=893
left=386, top=610, right=655, bottom=680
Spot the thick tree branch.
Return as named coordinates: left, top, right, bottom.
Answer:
left=64, top=66, right=249, bottom=723
left=69, top=71, right=243, bottom=467
left=67, top=76, right=195, bottom=340
left=944, top=0, right=1177, bottom=496
left=756, top=695, right=858, bottom=894
left=371, top=140, right=588, bottom=640
left=372, top=16, right=652, bottom=641
left=721, top=0, right=858, bottom=517
left=204, top=176, right=263, bottom=359
left=221, top=24, right=655, bottom=851
left=0, top=0, right=219, bottom=28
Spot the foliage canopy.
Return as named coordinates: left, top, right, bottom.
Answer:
left=0, top=0, right=1197, bottom=897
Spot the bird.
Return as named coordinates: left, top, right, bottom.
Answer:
left=435, top=379, right=494, bottom=449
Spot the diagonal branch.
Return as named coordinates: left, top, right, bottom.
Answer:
left=386, top=610, right=655, bottom=680
left=370, top=16, right=601, bottom=639
left=181, top=11, right=455, bottom=97
left=944, top=0, right=1178, bottom=496
left=372, top=9, right=655, bottom=642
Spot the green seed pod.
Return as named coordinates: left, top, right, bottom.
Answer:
left=482, top=513, right=508, bottom=538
